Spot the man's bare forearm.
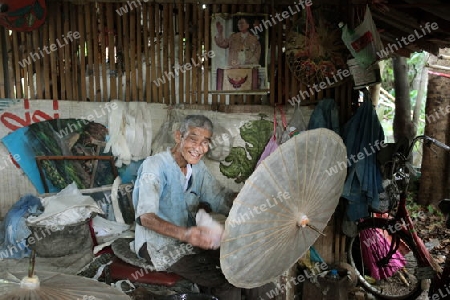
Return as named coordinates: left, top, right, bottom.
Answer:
left=139, top=213, right=188, bottom=242
left=139, top=213, right=214, bottom=249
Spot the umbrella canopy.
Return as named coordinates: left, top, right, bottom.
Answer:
left=0, top=270, right=130, bottom=299
left=220, top=128, right=347, bottom=288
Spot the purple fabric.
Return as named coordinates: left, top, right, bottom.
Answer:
left=256, top=135, right=278, bottom=168
left=360, top=228, right=406, bottom=280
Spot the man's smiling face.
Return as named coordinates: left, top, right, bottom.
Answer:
left=175, top=126, right=212, bottom=165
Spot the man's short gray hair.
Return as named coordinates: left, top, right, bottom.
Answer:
left=179, top=115, right=213, bottom=136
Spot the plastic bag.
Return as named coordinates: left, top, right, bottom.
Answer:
left=151, top=109, right=184, bottom=155
left=207, top=124, right=234, bottom=161
left=280, top=104, right=307, bottom=144
left=195, top=209, right=224, bottom=250
left=26, top=182, right=103, bottom=228
left=341, top=6, right=383, bottom=69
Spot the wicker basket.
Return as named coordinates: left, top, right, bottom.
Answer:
left=27, top=218, right=93, bottom=258
left=285, top=9, right=348, bottom=86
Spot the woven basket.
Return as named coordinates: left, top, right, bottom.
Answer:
left=27, top=218, right=93, bottom=258
left=285, top=10, right=348, bottom=86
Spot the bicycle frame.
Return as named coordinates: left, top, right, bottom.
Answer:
left=358, top=191, right=439, bottom=280
left=355, top=134, right=450, bottom=298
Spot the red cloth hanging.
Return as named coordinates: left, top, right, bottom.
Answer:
left=0, top=0, right=47, bottom=32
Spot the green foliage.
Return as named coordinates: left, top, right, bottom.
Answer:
left=220, top=119, right=273, bottom=183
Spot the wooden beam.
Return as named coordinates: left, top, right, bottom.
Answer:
left=427, top=63, right=450, bottom=71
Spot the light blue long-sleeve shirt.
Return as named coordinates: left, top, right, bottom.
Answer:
left=132, top=150, right=233, bottom=271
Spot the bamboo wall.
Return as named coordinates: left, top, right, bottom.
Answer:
left=0, top=0, right=355, bottom=121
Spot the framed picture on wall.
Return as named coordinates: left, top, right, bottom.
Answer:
left=210, top=13, right=269, bottom=92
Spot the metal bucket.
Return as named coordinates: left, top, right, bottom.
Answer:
left=26, top=218, right=93, bottom=257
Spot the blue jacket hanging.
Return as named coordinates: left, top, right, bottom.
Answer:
left=307, top=98, right=340, bottom=135
left=341, top=98, right=384, bottom=221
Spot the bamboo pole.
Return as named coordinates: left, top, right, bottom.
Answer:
left=130, top=4, right=137, bottom=101
left=42, top=19, right=51, bottom=99
left=25, top=32, right=35, bottom=99
left=191, top=4, right=198, bottom=104
left=93, top=2, right=102, bottom=101
left=11, top=31, right=22, bottom=98
left=115, top=2, right=124, bottom=100
left=168, top=3, right=176, bottom=104
left=204, top=4, right=210, bottom=105
left=0, top=29, right=6, bottom=98
left=149, top=3, right=157, bottom=102
left=70, top=4, right=79, bottom=100
left=99, top=4, right=108, bottom=101
left=86, top=2, right=95, bottom=101
left=122, top=5, right=131, bottom=101
left=197, top=3, right=204, bottom=104
left=55, top=3, right=63, bottom=99
left=107, top=3, right=117, bottom=100
left=32, top=30, right=43, bottom=99
left=177, top=2, right=185, bottom=104
left=184, top=4, right=191, bottom=104
left=156, top=4, right=163, bottom=103
left=143, top=3, right=150, bottom=102
left=63, top=2, right=72, bottom=100
left=136, top=3, right=143, bottom=101
left=78, top=4, right=87, bottom=101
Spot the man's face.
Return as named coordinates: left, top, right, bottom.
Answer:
left=176, top=126, right=212, bottom=165
left=237, top=19, right=249, bottom=33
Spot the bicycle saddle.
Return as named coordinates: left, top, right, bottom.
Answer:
left=438, top=198, right=450, bottom=228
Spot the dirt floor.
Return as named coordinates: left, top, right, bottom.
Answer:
left=411, top=202, right=450, bottom=300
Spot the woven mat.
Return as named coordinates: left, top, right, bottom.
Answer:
left=111, top=238, right=156, bottom=271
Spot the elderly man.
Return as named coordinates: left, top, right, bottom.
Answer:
left=132, top=115, right=241, bottom=299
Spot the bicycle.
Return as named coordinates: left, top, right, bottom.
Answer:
left=347, top=135, right=450, bottom=299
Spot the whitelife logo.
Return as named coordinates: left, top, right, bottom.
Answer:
left=377, top=22, right=438, bottom=59
left=250, top=0, right=313, bottom=35
left=19, top=31, right=81, bottom=68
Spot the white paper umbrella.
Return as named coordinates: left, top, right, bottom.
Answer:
left=220, top=128, right=347, bottom=288
left=0, top=270, right=131, bottom=299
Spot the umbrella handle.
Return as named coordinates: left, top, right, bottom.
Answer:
left=306, top=224, right=326, bottom=237
left=28, top=249, right=36, bottom=278
left=297, top=215, right=326, bottom=236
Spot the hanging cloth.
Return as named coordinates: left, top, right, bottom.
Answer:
left=0, top=0, right=47, bottom=32
left=307, top=98, right=340, bottom=135
left=341, top=93, right=385, bottom=221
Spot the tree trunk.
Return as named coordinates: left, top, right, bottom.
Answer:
left=412, top=54, right=429, bottom=135
left=392, top=56, right=415, bottom=143
left=417, top=69, right=450, bottom=206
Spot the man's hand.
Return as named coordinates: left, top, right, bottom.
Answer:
left=139, top=213, right=219, bottom=250
left=184, top=226, right=214, bottom=249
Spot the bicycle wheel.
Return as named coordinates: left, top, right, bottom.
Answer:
left=348, top=218, right=424, bottom=299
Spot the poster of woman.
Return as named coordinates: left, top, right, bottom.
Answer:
left=211, top=13, right=269, bottom=92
